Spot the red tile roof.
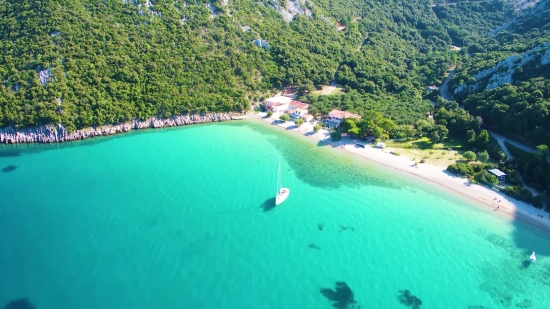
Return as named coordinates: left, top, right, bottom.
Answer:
left=290, top=101, right=309, bottom=109
left=328, top=109, right=361, bottom=119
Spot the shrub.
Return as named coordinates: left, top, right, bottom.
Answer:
left=486, top=139, right=506, bottom=161
left=330, top=130, right=342, bottom=142
left=474, top=169, right=498, bottom=186
left=313, top=124, right=321, bottom=132
left=266, top=111, right=273, bottom=118
left=279, top=113, right=290, bottom=121
left=463, top=151, right=476, bottom=161
left=447, top=163, right=474, bottom=176
left=477, top=150, right=489, bottom=163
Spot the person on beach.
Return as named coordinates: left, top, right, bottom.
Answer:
left=498, top=200, right=501, bottom=203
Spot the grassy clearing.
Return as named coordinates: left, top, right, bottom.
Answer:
left=385, top=136, right=472, bottom=167
left=313, top=85, right=344, bottom=95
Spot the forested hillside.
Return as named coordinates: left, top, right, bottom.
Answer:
left=447, top=0, right=550, bottom=147
left=433, top=0, right=515, bottom=46
left=0, top=0, right=454, bottom=131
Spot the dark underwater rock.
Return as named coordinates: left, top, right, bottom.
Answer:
left=320, top=281, right=360, bottom=309
left=3, top=298, right=36, bottom=309
left=398, top=290, right=422, bottom=309
left=1, top=165, right=16, bottom=173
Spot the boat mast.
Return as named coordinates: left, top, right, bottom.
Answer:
left=277, top=160, right=281, bottom=194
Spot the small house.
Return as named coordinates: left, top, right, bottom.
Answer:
left=289, top=101, right=309, bottom=119
left=325, top=109, right=361, bottom=128
left=264, top=96, right=292, bottom=113
left=489, top=169, right=507, bottom=181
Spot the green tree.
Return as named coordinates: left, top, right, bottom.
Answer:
left=266, top=111, right=273, bottom=118
left=477, top=150, right=489, bottom=163
left=536, top=144, right=549, bottom=159
left=391, top=125, right=416, bottom=139
left=463, top=151, right=477, bottom=161
left=475, top=170, right=499, bottom=186
left=430, top=132, right=441, bottom=144
left=298, top=82, right=315, bottom=95
left=348, top=126, right=361, bottom=135
left=294, top=118, right=304, bottom=126
left=330, top=130, right=342, bottom=142
left=279, top=113, right=291, bottom=122
left=308, top=106, right=320, bottom=118
left=475, top=130, right=490, bottom=149
left=313, top=124, right=321, bottom=132
left=341, top=118, right=358, bottom=133
left=466, top=129, right=476, bottom=144
left=433, top=124, right=449, bottom=140
left=415, top=119, right=434, bottom=134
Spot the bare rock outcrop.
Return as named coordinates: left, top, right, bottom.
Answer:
left=0, top=113, right=236, bottom=144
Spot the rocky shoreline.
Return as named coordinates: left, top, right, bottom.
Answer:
left=0, top=113, right=239, bottom=144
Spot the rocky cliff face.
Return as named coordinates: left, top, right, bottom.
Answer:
left=0, top=113, right=237, bottom=144
left=454, top=42, right=550, bottom=94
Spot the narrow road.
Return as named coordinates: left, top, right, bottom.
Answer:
left=440, top=70, right=550, bottom=163
left=492, top=134, right=512, bottom=158
left=439, top=69, right=455, bottom=101
left=488, top=130, right=550, bottom=163
left=489, top=131, right=544, bottom=196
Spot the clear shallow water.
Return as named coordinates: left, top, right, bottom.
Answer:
left=1, top=121, right=549, bottom=309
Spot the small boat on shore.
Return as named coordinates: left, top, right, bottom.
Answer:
left=231, top=115, right=247, bottom=120
left=530, top=252, right=536, bottom=263
left=275, top=160, right=290, bottom=205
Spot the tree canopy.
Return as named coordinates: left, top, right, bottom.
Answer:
left=0, top=0, right=457, bottom=131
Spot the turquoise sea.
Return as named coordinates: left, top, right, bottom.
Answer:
left=1, top=120, right=549, bottom=309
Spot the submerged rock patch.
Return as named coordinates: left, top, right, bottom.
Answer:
left=3, top=298, right=36, bottom=309
left=515, top=299, right=532, bottom=308
left=398, top=290, right=422, bottom=309
left=1, top=165, right=16, bottom=173
left=338, top=225, right=355, bottom=233
left=307, top=243, right=320, bottom=250
left=320, top=281, right=360, bottom=309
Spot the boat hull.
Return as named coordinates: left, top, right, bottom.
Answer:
left=530, top=252, right=536, bottom=263
left=276, top=188, right=290, bottom=205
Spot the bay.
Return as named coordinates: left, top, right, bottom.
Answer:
left=1, top=121, right=549, bottom=309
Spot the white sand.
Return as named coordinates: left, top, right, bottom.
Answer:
left=252, top=113, right=550, bottom=232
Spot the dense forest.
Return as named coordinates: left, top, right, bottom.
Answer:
left=1, top=0, right=549, bottom=152
left=0, top=0, right=456, bottom=131
left=446, top=0, right=550, bottom=147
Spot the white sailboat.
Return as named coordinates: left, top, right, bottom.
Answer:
left=530, top=252, right=536, bottom=263
left=275, top=160, right=290, bottom=205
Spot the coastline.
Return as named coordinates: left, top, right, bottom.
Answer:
left=0, top=113, right=240, bottom=144
left=249, top=113, right=550, bottom=233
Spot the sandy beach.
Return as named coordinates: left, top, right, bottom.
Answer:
left=250, top=113, right=550, bottom=232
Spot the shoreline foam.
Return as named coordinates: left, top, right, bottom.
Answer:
left=249, top=114, right=550, bottom=233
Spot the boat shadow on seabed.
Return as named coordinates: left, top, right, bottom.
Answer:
left=260, top=197, right=276, bottom=212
